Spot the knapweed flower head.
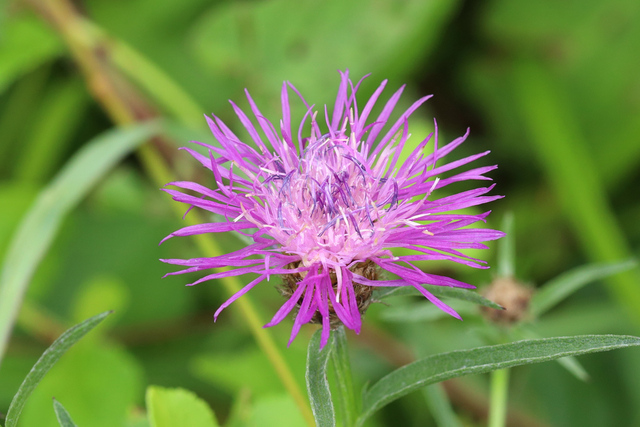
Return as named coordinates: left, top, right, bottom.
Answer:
left=161, top=71, right=504, bottom=348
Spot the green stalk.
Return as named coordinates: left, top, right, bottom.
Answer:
left=488, top=368, right=510, bottom=427
left=330, top=326, right=358, bottom=427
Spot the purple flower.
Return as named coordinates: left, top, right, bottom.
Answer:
left=161, top=71, right=504, bottom=347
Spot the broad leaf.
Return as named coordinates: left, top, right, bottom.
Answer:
left=53, top=399, right=78, bottom=427
left=4, top=311, right=111, bottom=427
left=0, top=122, right=161, bottom=367
left=305, top=329, right=335, bottom=427
left=146, top=386, right=219, bottom=427
left=357, top=335, right=640, bottom=426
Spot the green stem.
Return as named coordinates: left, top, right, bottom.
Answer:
left=488, top=368, right=510, bottom=427
left=497, top=212, right=515, bottom=279
left=331, top=326, right=358, bottom=427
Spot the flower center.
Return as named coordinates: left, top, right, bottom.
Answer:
left=258, top=133, right=398, bottom=266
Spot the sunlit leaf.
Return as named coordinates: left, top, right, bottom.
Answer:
left=146, top=386, right=219, bottom=427
left=357, top=335, right=640, bottom=426
left=246, top=394, right=308, bottom=427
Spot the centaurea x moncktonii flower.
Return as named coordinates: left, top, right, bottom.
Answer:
left=161, top=71, right=504, bottom=347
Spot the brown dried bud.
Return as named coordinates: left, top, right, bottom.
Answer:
left=481, top=276, right=532, bottom=325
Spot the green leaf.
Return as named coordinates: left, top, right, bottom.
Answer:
left=0, top=122, right=161, bottom=367
left=374, top=284, right=503, bottom=310
left=53, top=398, right=78, bottom=427
left=330, top=327, right=358, bottom=427
left=513, top=328, right=589, bottom=382
left=305, top=329, right=335, bottom=427
left=246, top=394, right=308, bottom=427
left=530, top=259, right=637, bottom=317
left=4, top=311, right=111, bottom=427
left=357, top=335, right=640, bottom=426
left=146, top=386, right=219, bottom=427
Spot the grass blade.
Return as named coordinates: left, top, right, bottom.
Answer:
left=5, top=311, right=111, bottom=427
left=0, top=122, right=160, bottom=368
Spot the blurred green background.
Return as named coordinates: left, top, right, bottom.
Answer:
left=1, top=0, right=639, bottom=426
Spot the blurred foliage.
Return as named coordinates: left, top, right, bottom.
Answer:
left=1, top=0, right=639, bottom=426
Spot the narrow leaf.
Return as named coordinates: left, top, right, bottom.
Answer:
left=556, top=355, right=590, bottom=382
left=0, top=122, right=160, bottom=368
left=530, top=259, right=637, bottom=317
left=514, top=328, right=589, bottom=382
left=306, top=329, right=335, bottom=427
left=374, top=284, right=503, bottom=310
left=4, top=311, right=111, bottom=427
left=357, top=335, right=640, bottom=426
left=53, top=398, right=78, bottom=427
left=146, top=386, right=219, bottom=427
left=422, top=384, right=463, bottom=427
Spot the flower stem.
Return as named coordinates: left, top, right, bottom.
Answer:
left=488, top=368, right=510, bottom=427
left=331, top=327, right=358, bottom=426
left=24, top=1, right=314, bottom=425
